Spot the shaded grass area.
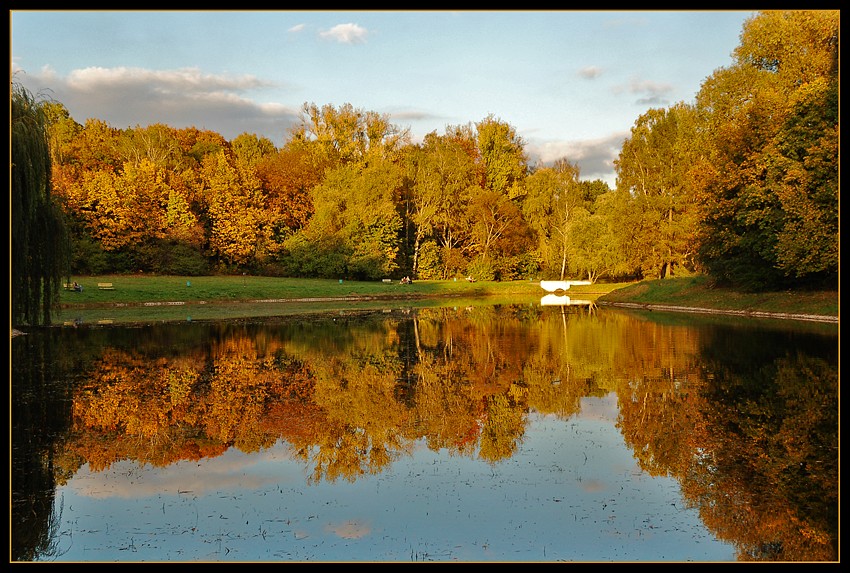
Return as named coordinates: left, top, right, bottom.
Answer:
left=597, top=276, right=838, bottom=318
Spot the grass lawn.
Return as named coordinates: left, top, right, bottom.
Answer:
left=598, top=275, right=838, bottom=318
left=52, top=274, right=837, bottom=325
left=58, top=275, right=620, bottom=306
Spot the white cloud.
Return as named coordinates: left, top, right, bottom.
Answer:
left=612, top=76, right=674, bottom=107
left=319, top=23, right=368, bottom=44
left=577, top=66, right=603, bottom=79
left=288, top=23, right=306, bottom=33
left=525, top=131, right=628, bottom=187
left=65, top=66, right=272, bottom=93
left=15, top=66, right=301, bottom=146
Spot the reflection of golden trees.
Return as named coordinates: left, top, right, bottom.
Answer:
left=72, top=349, right=213, bottom=471
left=57, top=309, right=836, bottom=560
left=607, top=318, right=838, bottom=561
left=205, top=335, right=286, bottom=451
left=612, top=320, right=705, bottom=478
left=411, top=354, right=483, bottom=454
left=479, top=386, right=528, bottom=463
left=682, top=352, right=838, bottom=561
left=307, top=355, right=412, bottom=483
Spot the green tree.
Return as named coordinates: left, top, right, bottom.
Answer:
left=615, top=104, right=701, bottom=279
left=406, top=132, right=479, bottom=277
left=293, top=102, right=410, bottom=168
left=11, top=83, right=71, bottom=326
left=231, top=132, right=277, bottom=167
left=522, top=160, right=587, bottom=280
left=475, top=115, right=527, bottom=199
left=291, top=162, right=403, bottom=280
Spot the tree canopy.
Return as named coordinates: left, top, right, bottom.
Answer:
left=18, top=11, right=838, bottom=293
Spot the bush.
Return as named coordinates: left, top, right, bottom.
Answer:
left=466, top=258, right=495, bottom=281
left=161, top=242, right=210, bottom=276
left=71, top=236, right=112, bottom=275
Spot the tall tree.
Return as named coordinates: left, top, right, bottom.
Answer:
left=293, top=102, right=410, bottom=168
left=475, top=115, right=528, bottom=199
left=406, top=132, right=478, bottom=277
left=11, top=83, right=70, bottom=326
left=615, top=104, right=701, bottom=279
left=522, top=159, right=587, bottom=280
left=290, top=161, right=404, bottom=280
left=199, top=150, right=267, bottom=267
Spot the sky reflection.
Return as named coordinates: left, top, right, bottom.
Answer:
left=51, top=396, right=736, bottom=562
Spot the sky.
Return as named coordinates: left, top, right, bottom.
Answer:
left=10, top=10, right=756, bottom=187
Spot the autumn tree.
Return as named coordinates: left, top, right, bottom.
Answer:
left=466, top=188, right=531, bottom=280
left=694, top=10, right=839, bottom=290
left=404, top=132, right=479, bottom=278
left=255, top=145, right=323, bottom=257
left=199, top=150, right=267, bottom=268
left=169, top=127, right=230, bottom=169
left=116, top=123, right=182, bottom=170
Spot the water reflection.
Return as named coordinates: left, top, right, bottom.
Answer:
left=11, top=305, right=838, bottom=562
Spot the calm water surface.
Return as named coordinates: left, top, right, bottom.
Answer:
left=11, top=303, right=838, bottom=562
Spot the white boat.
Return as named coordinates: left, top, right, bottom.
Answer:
left=539, top=280, right=592, bottom=293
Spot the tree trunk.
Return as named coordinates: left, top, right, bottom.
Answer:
left=559, top=241, right=567, bottom=281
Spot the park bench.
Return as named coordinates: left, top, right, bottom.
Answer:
left=97, top=282, right=115, bottom=290
left=382, top=278, right=392, bottom=283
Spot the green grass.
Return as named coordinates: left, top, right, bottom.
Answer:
left=53, top=274, right=837, bottom=325
left=59, top=274, right=619, bottom=306
left=55, top=274, right=621, bottom=324
left=597, top=275, right=838, bottom=317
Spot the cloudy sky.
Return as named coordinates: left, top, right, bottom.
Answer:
left=11, top=10, right=755, bottom=187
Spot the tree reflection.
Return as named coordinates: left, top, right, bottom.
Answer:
left=11, top=308, right=838, bottom=561
left=11, top=330, right=75, bottom=561
left=686, top=330, right=839, bottom=561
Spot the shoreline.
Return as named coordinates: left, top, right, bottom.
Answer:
left=596, top=301, right=838, bottom=324
left=11, top=294, right=838, bottom=337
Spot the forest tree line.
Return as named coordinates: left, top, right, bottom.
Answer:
left=18, top=10, right=840, bottom=293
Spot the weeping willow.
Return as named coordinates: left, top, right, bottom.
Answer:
left=11, top=83, right=70, bottom=327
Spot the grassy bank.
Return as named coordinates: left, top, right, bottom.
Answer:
left=597, top=275, right=838, bottom=319
left=53, top=275, right=620, bottom=324
left=51, top=274, right=837, bottom=325
left=58, top=274, right=617, bottom=306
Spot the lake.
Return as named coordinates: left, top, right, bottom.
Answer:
left=11, top=301, right=838, bottom=562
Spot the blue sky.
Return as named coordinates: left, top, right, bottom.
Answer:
left=11, top=10, right=755, bottom=187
